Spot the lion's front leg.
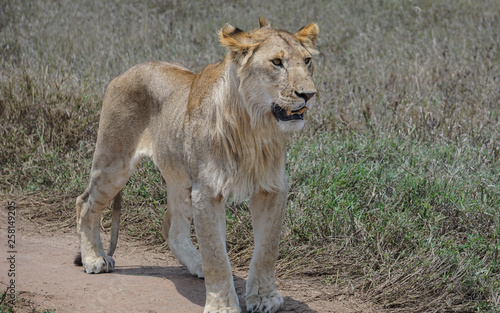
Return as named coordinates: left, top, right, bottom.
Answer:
left=246, top=188, right=287, bottom=313
left=191, top=187, right=240, bottom=313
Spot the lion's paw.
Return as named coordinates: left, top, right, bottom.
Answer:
left=246, top=291, right=283, bottom=313
left=83, top=255, right=115, bottom=274
left=203, top=306, right=240, bottom=313
left=203, top=293, right=240, bottom=313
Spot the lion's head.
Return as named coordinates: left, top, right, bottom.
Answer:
left=219, top=17, right=319, bottom=132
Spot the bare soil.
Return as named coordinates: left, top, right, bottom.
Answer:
left=0, top=200, right=381, bottom=313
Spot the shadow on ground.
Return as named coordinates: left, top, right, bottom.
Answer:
left=115, top=265, right=317, bottom=312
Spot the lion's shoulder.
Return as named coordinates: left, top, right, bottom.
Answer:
left=187, top=61, right=226, bottom=113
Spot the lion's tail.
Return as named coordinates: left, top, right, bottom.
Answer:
left=73, top=191, right=122, bottom=266
left=107, top=190, right=122, bottom=257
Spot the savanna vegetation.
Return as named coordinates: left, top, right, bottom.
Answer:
left=1, top=0, right=498, bottom=311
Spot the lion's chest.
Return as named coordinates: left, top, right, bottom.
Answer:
left=200, top=137, right=286, bottom=201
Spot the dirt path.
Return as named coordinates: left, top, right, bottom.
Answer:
left=0, top=202, right=380, bottom=313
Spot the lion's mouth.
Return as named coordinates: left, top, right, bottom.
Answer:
left=271, top=103, right=308, bottom=121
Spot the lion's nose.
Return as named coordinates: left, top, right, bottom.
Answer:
left=295, top=91, right=316, bottom=102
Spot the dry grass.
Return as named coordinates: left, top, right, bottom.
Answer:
left=1, top=0, right=499, bottom=311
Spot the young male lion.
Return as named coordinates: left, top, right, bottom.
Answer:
left=75, top=17, right=318, bottom=313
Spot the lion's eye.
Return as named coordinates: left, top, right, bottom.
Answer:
left=304, top=57, right=311, bottom=65
left=271, top=58, right=283, bottom=67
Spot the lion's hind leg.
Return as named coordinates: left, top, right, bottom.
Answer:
left=76, top=66, right=155, bottom=273
left=76, top=148, right=144, bottom=274
left=163, top=184, right=204, bottom=278
left=76, top=182, right=117, bottom=274
left=74, top=189, right=121, bottom=267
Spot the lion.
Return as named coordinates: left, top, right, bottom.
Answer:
left=75, top=17, right=319, bottom=313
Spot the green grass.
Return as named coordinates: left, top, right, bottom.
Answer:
left=283, top=133, right=499, bottom=310
left=0, top=292, right=55, bottom=313
left=1, top=0, right=499, bottom=311
left=0, top=292, right=13, bottom=313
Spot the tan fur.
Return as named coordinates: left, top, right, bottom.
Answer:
left=76, top=18, right=318, bottom=313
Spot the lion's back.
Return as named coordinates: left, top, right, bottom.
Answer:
left=98, top=61, right=195, bottom=129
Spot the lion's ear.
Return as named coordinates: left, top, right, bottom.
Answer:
left=219, top=23, right=258, bottom=55
left=295, top=23, right=319, bottom=54
left=258, top=16, right=270, bottom=28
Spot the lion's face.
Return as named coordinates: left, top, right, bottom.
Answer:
left=243, top=32, right=317, bottom=132
left=219, top=20, right=319, bottom=132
